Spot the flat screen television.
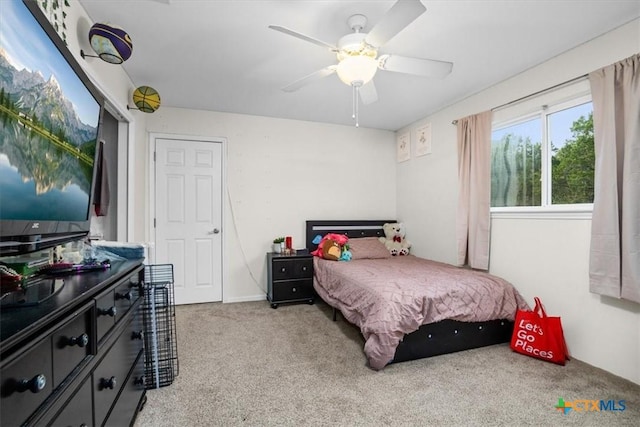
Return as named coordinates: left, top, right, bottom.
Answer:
left=0, top=0, right=105, bottom=256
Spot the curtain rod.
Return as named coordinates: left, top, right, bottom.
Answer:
left=451, top=73, right=589, bottom=125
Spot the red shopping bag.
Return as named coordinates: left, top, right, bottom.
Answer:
left=510, top=297, right=569, bottom=365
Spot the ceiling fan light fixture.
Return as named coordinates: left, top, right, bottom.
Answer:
left=336, top=55, right=378, bottom=86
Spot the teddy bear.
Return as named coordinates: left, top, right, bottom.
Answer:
left=379, top=222, right=411, bottom=256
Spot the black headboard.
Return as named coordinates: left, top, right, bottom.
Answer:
left=305, top=220, right=395, bottom=251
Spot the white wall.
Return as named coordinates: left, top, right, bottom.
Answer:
left=396, top=19, right=640, bottom=385
left=142, top=108, right=395, bottom=302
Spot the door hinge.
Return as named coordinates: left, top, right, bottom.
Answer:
left=153, top=151, right=156, bottom=162
left=154, top=218, right=156, bottom=228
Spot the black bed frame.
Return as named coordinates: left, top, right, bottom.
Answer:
left=306, top=220, right=514, bottom=365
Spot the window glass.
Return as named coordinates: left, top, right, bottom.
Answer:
left=548, top=102, right=594, bottom=204
left=490, top=97, right=593, bottom=209
left=491, top=118, right=542, bottom=207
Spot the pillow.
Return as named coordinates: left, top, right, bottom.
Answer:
left=349, top=237, right=392, bottom=260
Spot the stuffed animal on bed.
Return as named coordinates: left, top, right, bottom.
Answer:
left=312, top=233, right=351, bottom=261
left=379, top=222, right=411, bottom=256
left=322, top=239, right=342, bottom=260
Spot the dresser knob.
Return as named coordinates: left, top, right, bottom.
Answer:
left=100, top=376, right=117, bottom=390
left=66, top=333, right=89, bottom=348
left=98, top=306, right=117, bottom=317
left=16, top=374, right=47, bottom=393
left=280, top=267, right=286, bottom=273
left=115, top=290, right=132, bottom=301
left=301, top=266, right=307, bottom=271
left=132, top=330, right=144, bottom=340
left=292, top=287, right=297, bottom=293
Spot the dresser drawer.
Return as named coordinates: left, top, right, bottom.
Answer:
left=0, top=337, right=53, bottom=427
left=114, top=281, right=134, bottom=317
left=96, top=289, right=117, bottom=343
left=272, top=279, right=314, bottom=301
left=52, top=304, right=93, bottom=387
left=103, top=351, right=145, bottom=427
left=93, top=314, right=143, bottom=426
left=48, top=377, right=93, bottom=427
left=96, top=271, right=142, bottom=345
left=272, top=257, right=313, bottom=280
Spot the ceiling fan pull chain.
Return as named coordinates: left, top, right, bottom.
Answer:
left=352, top=84, right=356, bottom=121
left=355, top=85, right=360, bottom=127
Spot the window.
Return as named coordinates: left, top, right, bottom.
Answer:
left=491, top=95, right=593, bottom=209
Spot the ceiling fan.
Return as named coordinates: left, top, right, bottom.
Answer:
left=269, top=0, right=453, bottom=125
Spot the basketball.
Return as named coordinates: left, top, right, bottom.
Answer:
left=89, top=23, right=133, bottom=64
left=132, top=86, right=161, bottom=113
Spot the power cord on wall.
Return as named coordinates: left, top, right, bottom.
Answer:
left=226, top=186, right=267, bottom=295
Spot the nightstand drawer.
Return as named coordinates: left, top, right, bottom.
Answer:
left=272, top=279, right=313, bottom=301
left=272, top=258, right=313, bottom=280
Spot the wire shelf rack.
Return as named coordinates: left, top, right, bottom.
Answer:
left=142, top=264, right=179, bottom=389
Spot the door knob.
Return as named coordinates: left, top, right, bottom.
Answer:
left=208, top=228, right=220, bottom=234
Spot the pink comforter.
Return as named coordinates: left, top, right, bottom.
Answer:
left=313, top=255, right=529, bottom=370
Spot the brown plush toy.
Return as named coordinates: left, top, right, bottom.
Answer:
left=322, top=239, right=342, bottom=261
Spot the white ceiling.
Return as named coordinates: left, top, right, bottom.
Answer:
left=78, top=0, right=640, bottom=131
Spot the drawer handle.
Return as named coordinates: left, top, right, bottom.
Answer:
left=66, top=333, right=89, bottom=348
left=133, top=376, right=145, bottom=386
left=301, top=266, right=308, bottom=271
left=292, top=287, right=297, bottom=293
left=115, top=290, right=132, bottom=301
left=100, top=376, right=117, bottom=390
left=280, top=267, right=286, bottom=273
left=98, top=306, right=117, bottom=317
left=17, top=374, right=47, bottom=394
left=131, top=330, right=144, bottom=340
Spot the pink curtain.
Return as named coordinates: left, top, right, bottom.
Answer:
left=456, top=111, right=492, bottom=270
left=588, top=53, right=640, bottom=303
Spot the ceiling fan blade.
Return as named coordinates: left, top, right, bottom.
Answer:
left=268, top=25, right=337, bottom=51
left=359, top=81, right=378, bottom=105
left=378, top=54, right=453, bottom=78
left=364, top=0, right=426, bottom=48
left=282, top=66, right=337, bottom=92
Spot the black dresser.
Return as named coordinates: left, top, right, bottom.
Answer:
left=0, top=259, right=146, bottom=426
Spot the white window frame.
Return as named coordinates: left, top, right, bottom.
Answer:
left=490, top=82, right=593, bottom=220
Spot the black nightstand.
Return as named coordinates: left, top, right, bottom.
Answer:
left=267, top=252, right=314, bottom=308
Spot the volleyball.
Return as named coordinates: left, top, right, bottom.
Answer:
left=89, top=23, right=133, bottom=64
left=132, top=86, right=161, bottom=113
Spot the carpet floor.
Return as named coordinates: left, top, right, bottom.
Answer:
left=133, top=300, right=639, bottom=426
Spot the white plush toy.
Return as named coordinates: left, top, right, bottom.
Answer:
left=379, top=222, right=411, bottom=256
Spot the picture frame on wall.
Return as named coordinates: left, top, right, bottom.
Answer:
left=415, top=123, right=432, bottom=156
left=397, top=132, right=410, bottom=162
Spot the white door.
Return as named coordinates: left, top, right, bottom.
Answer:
left=154, top=137, right=223, bottom=304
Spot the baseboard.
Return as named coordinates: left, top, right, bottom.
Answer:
left=223, top=294, right=266, bottom=304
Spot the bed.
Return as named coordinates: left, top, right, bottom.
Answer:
left=306, top=220, right=529, bottom=370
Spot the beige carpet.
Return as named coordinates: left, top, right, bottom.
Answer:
left=133, top=300, right=639, bottom=426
